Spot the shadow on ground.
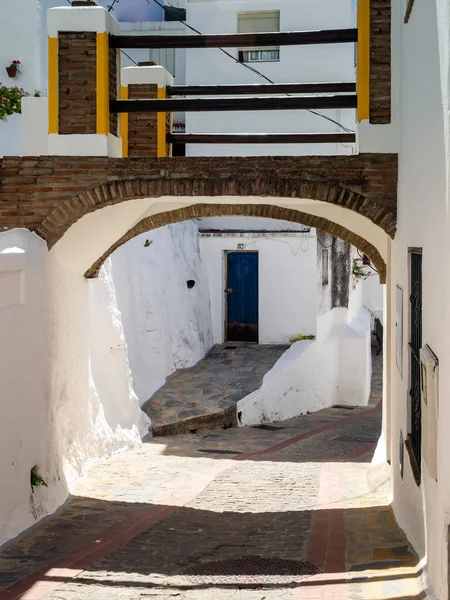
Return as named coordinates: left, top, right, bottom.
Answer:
left=0, top=497, right=419, bottom=595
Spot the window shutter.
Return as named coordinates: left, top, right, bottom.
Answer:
left=237, top=11, right=280, bottom=34
left=237, top=11, right=280, bottom=51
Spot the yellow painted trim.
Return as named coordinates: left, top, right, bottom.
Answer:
left=48, top=37, right=58, bottom=134
left=357, top=0, right=370, bottom=122
left=120, top=85, right=129, bottom=158
left=96, top=32, right=109, bottom=135
left=157, top=87, right=167, bottom=158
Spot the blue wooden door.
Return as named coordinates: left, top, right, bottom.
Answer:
left=226, top=251, right=259, bottom=342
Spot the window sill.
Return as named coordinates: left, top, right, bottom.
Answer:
left=238, top=60, right=280, bottom=64
left=405, top=436, right=421, bottom=487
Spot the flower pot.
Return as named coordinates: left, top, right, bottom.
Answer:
left=6, top=65, right=17, bottom=78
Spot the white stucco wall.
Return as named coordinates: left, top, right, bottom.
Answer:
left=388, top=1, right=450, bottom=598
left=199, top=229, right=317, bottom=344
left=111, top=222, right=213, bottom=406
left=363, top=275, right=384, bottom=326
left=185, top=0, right=356, bottom=156
left=46, top=251, right=150, bottom=487
left=0, top=220, right=213, bottom=546
left=0, top=0, right=42, bottom=96
left=238, top=280, right=372, bottom=425
left=0, top=230, right=66, bottom=547
left=0, top=115, right=22, bottom=158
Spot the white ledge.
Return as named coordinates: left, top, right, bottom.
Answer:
left=121, top=66, right=174, bottom=88
left=47, top=7, right=120, bottom=37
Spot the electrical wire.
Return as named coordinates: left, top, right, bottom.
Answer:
left=317, top=236, right=336, bottom=250
left=107, top=0, right=120, bottom=12
left=121, top=49, right=140, bottom=66
left=61, top=0, right=138, bottom=64
left=151, top=0, right=355, bottom=133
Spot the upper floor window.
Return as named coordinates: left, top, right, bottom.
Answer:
left=237, top=11, right=280, bottom=63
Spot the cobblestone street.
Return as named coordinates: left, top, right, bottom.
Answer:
left=0, top=355, right=426, bottom=600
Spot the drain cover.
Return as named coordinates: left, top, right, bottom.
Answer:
left=252, top=424, right=285, bottom=431
left=181, top=556, right=319, bottom=585
left=197, top=449, right=242, bottom=455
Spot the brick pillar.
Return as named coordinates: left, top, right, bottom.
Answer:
left=120, top=66, right=174, bottom=158
left=356, top=0, right=393, bottom=152
left=370, top=0, right=391, bottom=124
left=47, top=5, right=121, bottom=156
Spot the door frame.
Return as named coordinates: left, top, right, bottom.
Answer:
left=223, top=249, right=259, bottom=343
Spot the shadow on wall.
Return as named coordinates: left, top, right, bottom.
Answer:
left=0, top=221, right=214, bottom=547
left=110, top=221, right=214, bottom=406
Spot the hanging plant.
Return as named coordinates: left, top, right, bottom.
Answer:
left=0, top=84, right=29, bottom=120
left=352, top=257, right=373, bottom=288
left=6, top=60, right=20, bottom=78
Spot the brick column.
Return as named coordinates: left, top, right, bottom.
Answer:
left=356, top=0, right=394, bottom=153
left=370, top=0, right=391, bottom=124
left=120, top=66, right=174, bottom=158
left=47, top=4, right=121, bottom=156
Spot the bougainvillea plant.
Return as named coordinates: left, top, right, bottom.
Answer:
left=0, top=84, right=30, bottom=119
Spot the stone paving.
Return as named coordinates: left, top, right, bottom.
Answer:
left=0, top=353, right=427, bottom=600
left=143, top=343, right=289, bottom=436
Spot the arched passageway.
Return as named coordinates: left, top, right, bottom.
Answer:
left=84, top=203, right=387, bottom=282
left=0, top=159, right=394, bottom=569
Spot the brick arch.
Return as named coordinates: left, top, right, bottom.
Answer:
left=40, top=172, right=397, bottom=247
left=83, top=203, right=387, bottom=283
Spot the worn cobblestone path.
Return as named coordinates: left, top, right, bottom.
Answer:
left=143, top=343, right=289, bottom=436
left=0, top=354, right=426, bottom=599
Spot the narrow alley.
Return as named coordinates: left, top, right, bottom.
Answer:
left=0, top=355, right=425, bottom=600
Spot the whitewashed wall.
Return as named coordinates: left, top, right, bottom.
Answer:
left=46, top=252, right=149, bottom=487
left=388, top=1, right=450, bottom=598
left=238, top=279, right=372, bottom=425
left=0, top=230, right=66, bottom=547
left=0, top=0, right=42, bottom=96
left=199, top=229, right=317, bottom=344
left=185, top=0, right=356, bottom=156
left=111, top=222, right=214, bottom=406
left=0, top=115, right=22, bottom=158
left=0, top=220, right=213, bottom=546
left=363, top=275, right=384, bottom=326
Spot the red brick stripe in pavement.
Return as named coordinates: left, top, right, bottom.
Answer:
left=234, top=401, right=381, bottom=461
left=0, top=408, right=379, bottom=600
left=304, top=462, right=346, bottom=600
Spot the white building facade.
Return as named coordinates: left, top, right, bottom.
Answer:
left=185, top=0, right=357, bottom=156
left=197, top=217, right=318, bottom=344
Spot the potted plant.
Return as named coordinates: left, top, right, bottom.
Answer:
left=6, top=60, right=20, bottom=78
left=0, top=84, right=29, bottom=120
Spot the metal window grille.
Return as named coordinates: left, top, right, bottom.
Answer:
left=409, top=251, right=422, bottom=469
